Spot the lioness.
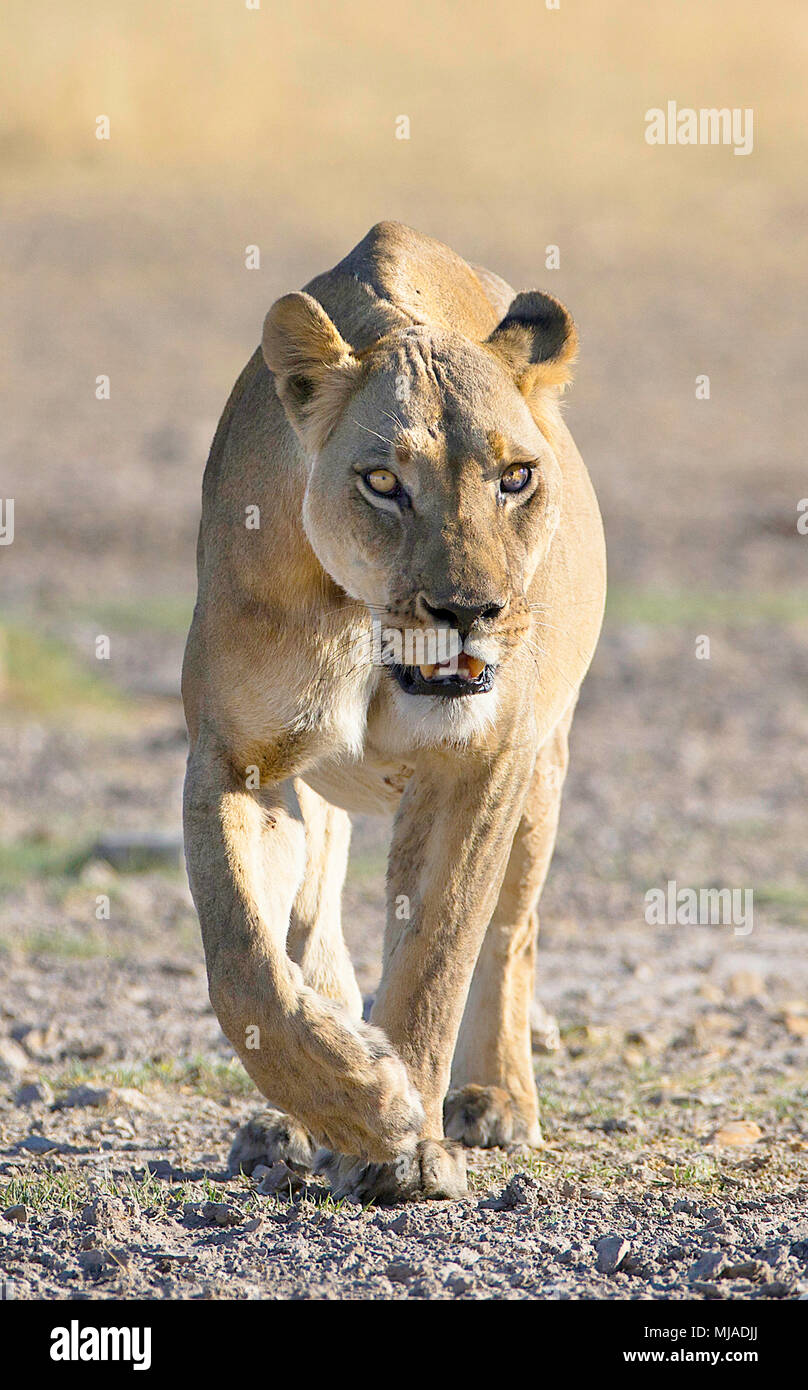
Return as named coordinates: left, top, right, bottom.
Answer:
left=182, top=222, right=606, bottom=1203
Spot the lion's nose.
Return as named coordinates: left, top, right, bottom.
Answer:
left=420, top=595, right=507, bottom=637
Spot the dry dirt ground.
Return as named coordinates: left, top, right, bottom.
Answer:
left=1, top=186, right=807, bottom=1300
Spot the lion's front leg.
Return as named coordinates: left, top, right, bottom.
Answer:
left=446, top=710, right=573, bottom=1150
left=318, top=746, right=534, bottom=1203
left=183, top=729, right=424, bottom=1164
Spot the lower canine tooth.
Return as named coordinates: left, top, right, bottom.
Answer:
left=419, top=664, right=436, bottom=679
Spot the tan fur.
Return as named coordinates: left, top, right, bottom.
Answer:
left=182, top=222, right=606, bottom=1201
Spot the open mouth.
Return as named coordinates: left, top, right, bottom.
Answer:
left=389, top=653, right=495, bottom=698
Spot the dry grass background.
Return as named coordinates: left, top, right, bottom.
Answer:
left=4, top=0, right=806, bottom=222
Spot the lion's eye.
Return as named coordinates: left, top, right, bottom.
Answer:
left=500, top=464, right=532, bottom=495
left=363, top=468, right=401, bottom=497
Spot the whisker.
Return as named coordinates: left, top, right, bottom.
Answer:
left=522, top=639, right=577, bottom=692
left=350, top=419, right=392, bottom=446
left=528, top=619, right=592, bottom=669
left=380, top=408, right=406, bottom=434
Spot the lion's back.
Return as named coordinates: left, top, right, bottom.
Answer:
left=304, top=221, right=512, bottom=351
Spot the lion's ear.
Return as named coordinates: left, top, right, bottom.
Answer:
left=262, top=292, right=362, bottom=449
left=484, top=291, right=577, bottom=399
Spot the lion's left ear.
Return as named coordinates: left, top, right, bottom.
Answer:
left=484, top=291, right=578, bottom=399
left=262, top=291, right=363, bottom=450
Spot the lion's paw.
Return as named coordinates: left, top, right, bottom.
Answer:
left=443, top=1084, right=541, bottom=1149
left=228, top=1108, right=315, bottom=1176
left=315, top=1139, right=468, bottom=1205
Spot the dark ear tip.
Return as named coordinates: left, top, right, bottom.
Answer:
left=506, top=289, right=565, bottom=319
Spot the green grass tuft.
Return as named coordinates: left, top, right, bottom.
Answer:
left=0, top=622, right=126, bottom=717
left=606, top=587, right=808, bottom=627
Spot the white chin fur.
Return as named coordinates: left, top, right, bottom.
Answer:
left=389, top=682, right=499, bottom=747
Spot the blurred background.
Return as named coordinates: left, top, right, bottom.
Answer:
left=1, top=0, right=807, bottom=1205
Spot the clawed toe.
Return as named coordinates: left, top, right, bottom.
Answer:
left=228, top=1108, right=315, bottom=1176
left=316, top=1139, right=467, bottom=1205
left=444, top=1084, right=541, bottom=1149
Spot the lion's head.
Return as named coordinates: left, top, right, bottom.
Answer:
left=262, top=287, right=577, bottom=739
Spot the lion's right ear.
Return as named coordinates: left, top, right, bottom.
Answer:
left=484, top=291, right=578, bottom=401
left=262, top=292, right=363, bottom=450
